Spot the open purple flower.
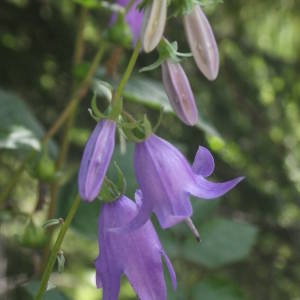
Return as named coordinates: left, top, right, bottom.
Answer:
left=116, top=134, right=243, bottom=231
left=95, top=195, right=176, bottom=300
left=183, top=5, right=219, bottom=80
left=162, top=60, right=198, bottom=126
left=110, top=0, right=143, bottom=46
left=78, top=119, right=116, bottom=202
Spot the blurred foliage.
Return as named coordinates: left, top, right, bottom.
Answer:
left=1, top=0, right=300, bottom=299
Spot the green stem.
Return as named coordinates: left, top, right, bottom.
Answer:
left=112, top=39, right=141, bottom=116
left=35, top=195, right=81, bottom=300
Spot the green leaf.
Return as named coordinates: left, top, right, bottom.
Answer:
left=192, top=278, right=246, bottom=300
left=182, top=218, right=258, bottom=268
left=162, top=218, right=258, bottom=268
left=124, top=76, right=220, bottom=137
left=0, top=89, right=56, bottom=156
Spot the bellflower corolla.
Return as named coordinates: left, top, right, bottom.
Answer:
left=110, top=0, right=143, bottom=46
left=183, top=5, right=219, bottom=80
left=95, top=195, right=176, bottom=300
left=116, top=134, right=243, bottom=231
left=162, top=59, right=198, bottom=126
left=78, top=119, right=116, bottom=202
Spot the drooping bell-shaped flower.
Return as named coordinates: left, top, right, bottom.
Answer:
left=95, top=195, right=176, bottom=300
left=110, top=0, right=144, bottom=46
left=162, top=59, right=198, bottom=126
left=78, top=119, right=116, bottom=202
left=141, top=0, right=167, bottom=52
left=183, top=5, right=219, bottom=80
left=117, top=134, right=243, bottom=231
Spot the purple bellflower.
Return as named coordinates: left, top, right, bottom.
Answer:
left=183, top=5, right=219, bottom=81
left=110, top=0, right=143, bottom=46
left=95, top=195, right=176, bottom=300
left=162, top=59, right=198, bottom=126
left=115, top=134, right=243, bottom=231
left=78, top=119, right=116, bottom=202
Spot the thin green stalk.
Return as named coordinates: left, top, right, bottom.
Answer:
left=34, top=195, right=81, bottom=300
left=113, top=39, right=141, bottom=113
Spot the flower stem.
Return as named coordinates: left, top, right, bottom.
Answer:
left=34, top=194, right=80, bottom=300
left=112, top=39, right=141, bottom=115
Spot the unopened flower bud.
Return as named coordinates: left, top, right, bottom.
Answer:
left=78, top=120, right=116, bottom=202
left=183, top=5, right=219, bottom=80
left=141, top=0, right=167, bottom=53
left=162, top=60, right=198, bottom=126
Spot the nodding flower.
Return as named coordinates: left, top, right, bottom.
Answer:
left=95, top=195, right=176, bottom=300
left=114, top=134, right=243, bottom=232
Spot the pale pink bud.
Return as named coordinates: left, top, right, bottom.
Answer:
left=183, top=5, right=219, bottom=80
left=141, top=0, right=167, bottom=53
left=162, top=60, right=198, bottom=126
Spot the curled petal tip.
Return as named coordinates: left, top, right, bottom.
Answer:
left=192, top=146, right=215, bottom=177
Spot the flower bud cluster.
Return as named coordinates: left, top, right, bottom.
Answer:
left=76, top=1, right=243, bottom=299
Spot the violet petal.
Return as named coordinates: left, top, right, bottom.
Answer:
left=192, top=146, right=215, bottom=176
left=78, top=119, right=116, bottom=202
left=95, top=196, right=175, bottom=300
left=189, top=175, right=245, bottom=199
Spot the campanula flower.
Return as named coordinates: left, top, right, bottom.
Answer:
left=141, top=0, right=167, bottom=52
left=110, top=0, right=144, bottom=46
left=117, top=134, right=243, bottom=231
left=78, top=119, right=116, bottom=202
left=162, top=60, right=198, bottom=126
left=183, top=5, right=219, bottom=80
left=95, top=195, right=176, bottom=300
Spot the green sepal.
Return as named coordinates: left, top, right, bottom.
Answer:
left=57, top=250, right=65, bottom=273
left=120, top=114, right=153, bottom=142
left=113, top=162, right=127, bottom=195
left=139, top=38, right=192, bottom=72
left=42, top=218, right=63, bottom=229
left=153, top=106, right=164, bottom=133
left=93, top=79, right=113, bottom=102
left=99, top=176, right=123, bottom=203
